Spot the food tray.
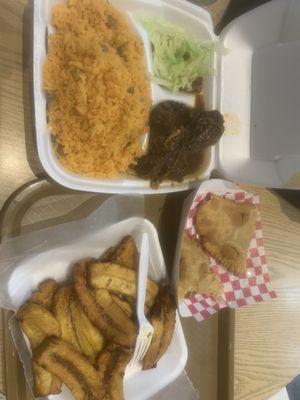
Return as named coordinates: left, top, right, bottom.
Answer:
left=0, top=178, right=234, bottom=400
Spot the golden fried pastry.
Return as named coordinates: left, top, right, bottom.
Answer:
left=143, top=287, right=176, bottom=370
left=99, top=235, right=138, bottom=270
left=195, top=195, right=257, bottom=276
left=179, top=234, right=223, bottom=301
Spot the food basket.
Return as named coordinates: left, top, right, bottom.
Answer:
left=32, top=0, right=300, bottom=193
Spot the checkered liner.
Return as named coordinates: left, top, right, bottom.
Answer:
left=179, top=190, right=277, bottom=321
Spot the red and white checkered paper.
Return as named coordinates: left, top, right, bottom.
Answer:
left=179, top=189, right=277, bottom=321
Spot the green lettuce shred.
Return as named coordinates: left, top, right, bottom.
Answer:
left=136, top=15, right=217, bottom=92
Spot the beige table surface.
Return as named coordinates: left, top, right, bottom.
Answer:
left=1, top=1, right=300, bottom=400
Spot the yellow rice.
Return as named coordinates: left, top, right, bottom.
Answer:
left=43, top=0, right=151, bottom=178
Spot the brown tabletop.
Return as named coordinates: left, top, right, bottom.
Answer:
left=1, top=1, right=300, bottom=400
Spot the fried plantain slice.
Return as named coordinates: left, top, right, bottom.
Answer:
left=143, top=287, right=176, bottom=370
left=95, top=291, right=134, bottom=319
left=52, top=284, right=81, bottom=352
left=94, top=289, right=137, bottom=347
left=155, top=289, right=176, bottom=363
left=99, top=236, right=138, bottom=270
left=97, top=343, right=116, bottom=380
left=88, top=262, right=159, bottom=309
left=28, top=279, right=62, bottom=394
left=112, top=295, right=149, bottom=317
left=70, top=296, right=104, bottom=362
left=32, top=362, right=62, bottom=397
left=30, top=279, right=58, bottom=310
left=141, top=308, right=164, bottom=371
left=97, top=343, right=132, bottom=400
left=16, top=303, right=61, bottom=349
left=21, top=288, right=62, bottom=397
left=109, top=351, right=131, bottom=400
left=34, top=337, right=103, bottom=400
left=72, top=260, right=136, bottom=348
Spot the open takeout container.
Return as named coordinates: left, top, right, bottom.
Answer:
left=32, top=0, right=300, bottom=194
left=0, top=194, right=188, bottom=400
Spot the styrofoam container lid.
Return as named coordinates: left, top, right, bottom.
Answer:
left=33, top=0, right=300, bottom=192
left=216, top=0, right=300, bottom=189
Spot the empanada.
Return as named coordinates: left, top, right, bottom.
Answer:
left=179, top=234, right=223, bottom=301
left=195, top=195, right=257, bottom=276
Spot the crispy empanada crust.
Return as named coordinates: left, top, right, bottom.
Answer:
left=179, top=234, right=223, bottom=300
left=195, top=195, right=257, bottom=276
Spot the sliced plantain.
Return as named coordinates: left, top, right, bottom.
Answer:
left=153, top=288, right=176, bottom=364
left=52, top=284, right=81, bottom=352
left=70, top=296, right=104, bottom=362
left=16, top=303, right=61, bottom=349
left=95, top=291, right=134, bottom=319
left=97, top=343, right=132, bottom=400
left=93, top=289, right=137, bottom=348
left=73, top=260, right=136, bottom=348
left=99, top=235, right=138, bottom=270
left=88, top=262, right=159, bottom=309
left=109, top=350, right=132, bottom=400
left=142, top=309, right=164, bottom=370
left=143, top=287, right=176, bottom=370
left=17, top=288, right=62, bottom=395
left=30, top=279, right=58, bottom=310
left=32, top=362, right=62, bottom=397
left=34, top=337, right=103, bottom=400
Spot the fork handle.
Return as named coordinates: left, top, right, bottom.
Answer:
left=137, top=233, right=149, bottom=321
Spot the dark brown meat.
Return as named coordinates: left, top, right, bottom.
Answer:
left=149, top=101, right=191, bottom=138
left=187, top=109, right=224, bottom=147
left=134, top=101, right=224, bottom=188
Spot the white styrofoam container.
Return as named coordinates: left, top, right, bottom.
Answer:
left=33, top=0, right=300, bottom=193
left=8, top=217, right=188, bottom=400
left=33, top=0, right=216, bottom=194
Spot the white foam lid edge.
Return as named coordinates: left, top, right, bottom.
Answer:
left=216, top=0, right=300, bottom=189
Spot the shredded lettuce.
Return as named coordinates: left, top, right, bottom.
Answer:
left=135, top=15, right=217, bottom=92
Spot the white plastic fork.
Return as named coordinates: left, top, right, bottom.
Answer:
left=131, top=233, right=154, bottom=365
